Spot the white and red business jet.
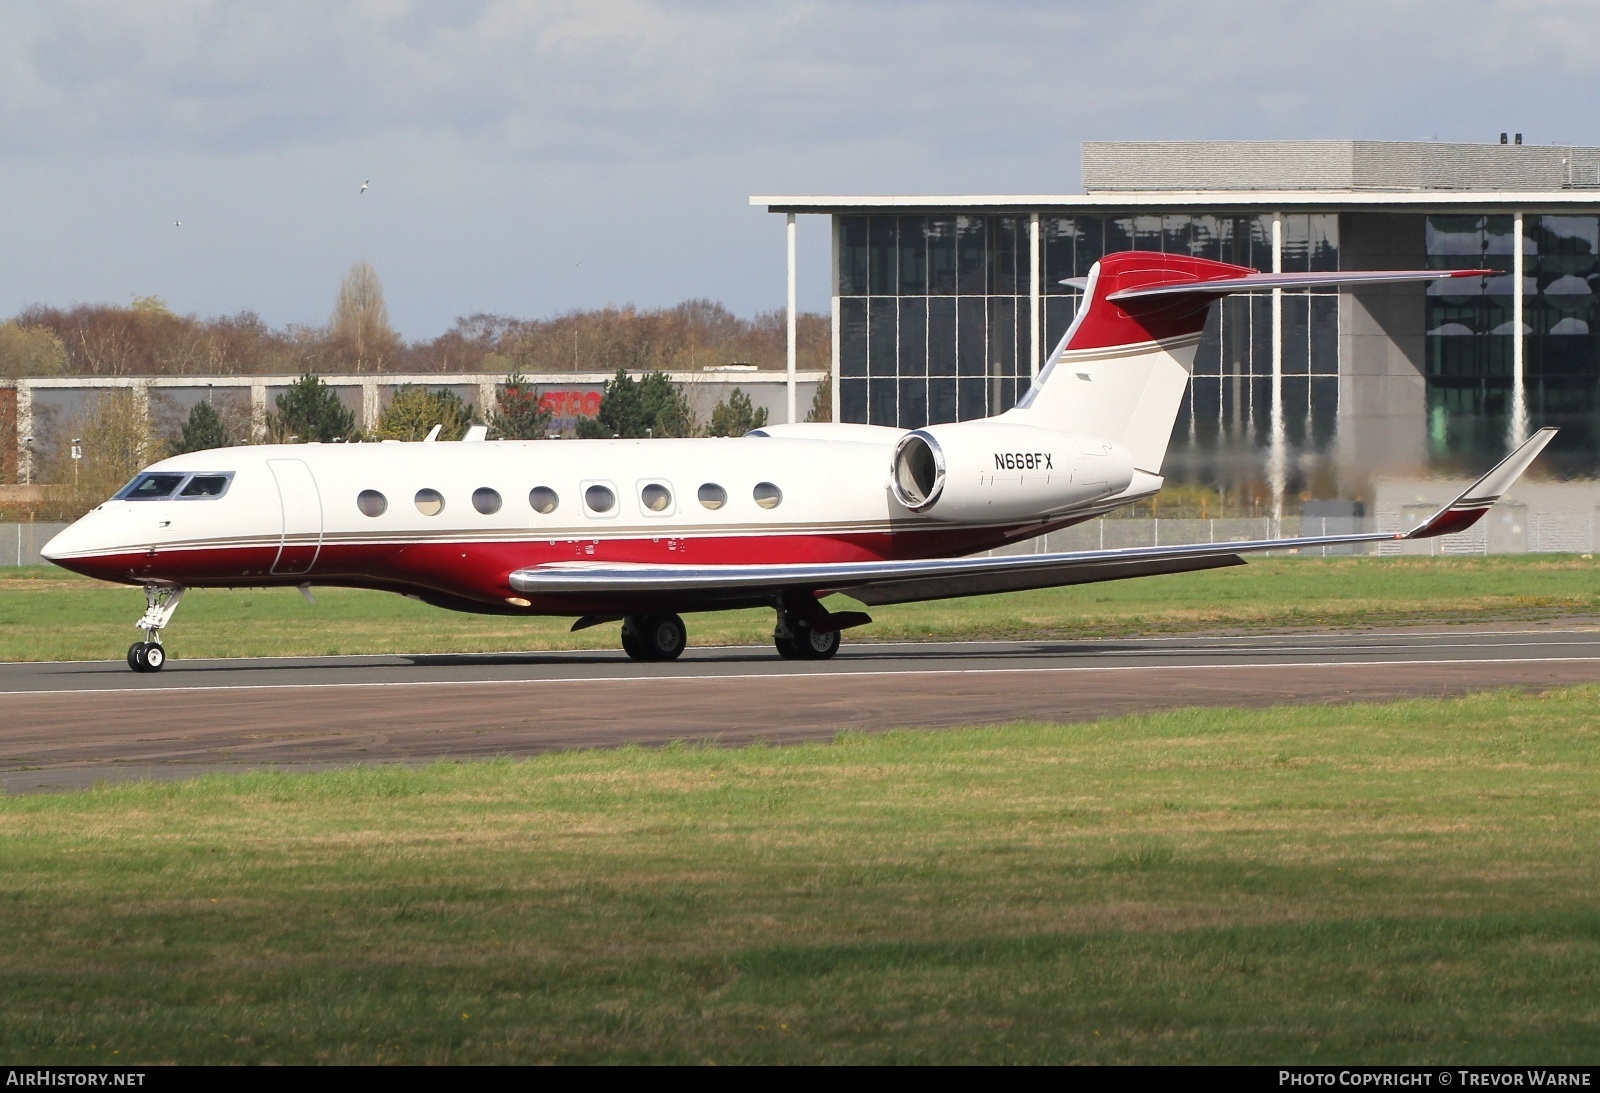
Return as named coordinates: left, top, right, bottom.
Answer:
left=44, top=252, right=1555, bottom=672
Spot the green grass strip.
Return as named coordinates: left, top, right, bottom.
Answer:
left=3, top=554, right=1599, bottom=661
left=2, top=687, right=1597, bottom=1063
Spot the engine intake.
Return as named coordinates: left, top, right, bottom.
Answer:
left=889, top=422, right=1134, bottom=522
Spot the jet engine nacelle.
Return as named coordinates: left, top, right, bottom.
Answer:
left=889, top=421, right=1134, bottom=522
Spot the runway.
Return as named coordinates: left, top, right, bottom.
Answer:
left=5, top=622, right=1600, bottom=793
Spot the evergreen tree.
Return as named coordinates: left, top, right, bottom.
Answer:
left=487, top=371, right=553, bottom=439
left=169, top=400, right=233, bottom=454
left=709, top=387, right=769, bottom=436
left=270, top=373, right=356, bottom=442
left=375, top=384, right=479, bottom=441
left=576, top=369, right=696, bottom=438
left=806, top=371, right=832, bottom=423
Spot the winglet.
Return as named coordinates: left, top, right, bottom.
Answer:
left=1405, top=427, right=1558, bottom=539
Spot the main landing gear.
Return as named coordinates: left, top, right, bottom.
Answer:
left=772, top=612, right=842, bottom=660
left=608, top=599, right=873, bottom=663
left=621, top=613, right=688, bottom=662
left=772, top=595, right=873, bottom=661
left=127, top=584, right=184, bottom=673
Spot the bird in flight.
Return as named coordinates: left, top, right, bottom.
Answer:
left=359, top=180, right=369, bottom=194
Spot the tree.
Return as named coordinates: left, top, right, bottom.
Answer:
left=576, top=369, right=696, bottom=439
left=708, top=387, right=768, bottom=437
left=375, top=384, right=479, bottom=441
left=487, top=370, right=552, bottom=439
left=169, top=400, right=233, bottom=455
left=67, top=389, right=164, bottom=500
left=0, top=322, right=67, bottom=380
left=806, top=371, right=833, bottom=423
left=270, top=373, right=356, bottom=442
left=328, top=260, right=399, bottom=373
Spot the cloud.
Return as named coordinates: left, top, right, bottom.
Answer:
left=3, top=0, right=1600, bottom=333
left=8, top=0, right=1600, bottom=163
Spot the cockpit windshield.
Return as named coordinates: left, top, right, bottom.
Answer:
left=179, top=475, right=230, bottom=498
left=116, top=472, right=234, bottom=501
left=120, top=474, right=186, bottom=500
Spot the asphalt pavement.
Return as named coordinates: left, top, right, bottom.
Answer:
left=5, top=623, right=1599, bottom=793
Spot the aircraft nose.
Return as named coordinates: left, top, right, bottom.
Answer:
left=40, top=525, right=71, bottom=562
left=40, top=515, right=116, bottom=576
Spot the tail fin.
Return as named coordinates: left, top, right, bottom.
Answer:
left=1003, top=252, right=1490, bottom=475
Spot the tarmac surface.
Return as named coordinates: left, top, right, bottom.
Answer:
left=5, top=622, right=1600, bottom=794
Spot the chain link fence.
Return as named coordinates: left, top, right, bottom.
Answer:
left=996, top=509, right=1598, bottom=558
left=1, top=521, right=71, bottom=567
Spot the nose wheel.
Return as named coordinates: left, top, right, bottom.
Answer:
left=127, top=584, right=184, bottom=673
left=128, top=641, right=166, bottom=672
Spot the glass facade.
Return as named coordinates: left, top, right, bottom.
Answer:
left=838, top=211, right=1341, bottom=494
left=1426, top=214, right=1600, bottom=472
left=837, top=215, right=1033, bottom=428
left=835, top=205, right=1600, bottom=492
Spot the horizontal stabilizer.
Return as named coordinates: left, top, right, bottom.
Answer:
left=1106, top=267, right=1492, bottom=302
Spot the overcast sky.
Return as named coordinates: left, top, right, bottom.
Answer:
left=2, top=0, right=1597, bottom=338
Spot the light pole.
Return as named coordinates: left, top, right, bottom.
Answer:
left=70, top=438, right=82, bottom=489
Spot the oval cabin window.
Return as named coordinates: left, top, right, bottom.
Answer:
left=753, top=482, right=782, bottom=509
left=357, top=490, right=387, bottom=517
left=585, top=484, right=616, bottom=514
left=697, top=483, right=727, bottom=510
left=640, top=483, right=672, bottom=512
left=528, top=486, right=559, bottom=515
left=414, top=488, right=445, bottom=516
left=472, top=487, right=502, bottom=515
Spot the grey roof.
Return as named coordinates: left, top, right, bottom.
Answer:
left=751, top=140, right=1600, bottom=215
left=1081, top=140, right=1600, bottom=194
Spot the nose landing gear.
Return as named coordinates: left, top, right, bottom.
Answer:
left=127, top=584, right=184, bottom=673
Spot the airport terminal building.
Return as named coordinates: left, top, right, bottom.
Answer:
left=757, top=139, right=1600, bottom=508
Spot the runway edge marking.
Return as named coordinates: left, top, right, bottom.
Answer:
left=5, top=654, right=1600, bottom=699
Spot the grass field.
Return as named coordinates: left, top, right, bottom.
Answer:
left=1, top=687, right=1597, bottom=1063
left=3, top=553, right=1598, bottom=662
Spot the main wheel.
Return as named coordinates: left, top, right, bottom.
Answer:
left=774, top=621, right=841, bottom=661
left=639, top=613, right=687, bottom=661
left=621, top=624, right=650, bottom=661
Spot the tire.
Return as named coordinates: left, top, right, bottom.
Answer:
left=142, top=643, right=166, bottom=671
left=774, top=621, right=841, bottom=661
left=795, top=624, right=841, bottom=660
left=621, top=625, right=650, bottom=661
left=641, top=614, right=687, bottom=661
left=127, top=642, right=149, bottom=672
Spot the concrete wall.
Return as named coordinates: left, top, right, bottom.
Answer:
left=3, top=371, right=823, bottom=484
left=1337, top=213, right=1430, bottom=485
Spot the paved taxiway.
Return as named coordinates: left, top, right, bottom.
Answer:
left=4, top=623, right=1600, bottom=793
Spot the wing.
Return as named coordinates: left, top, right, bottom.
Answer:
left=509, top=428, right=1556, bottom=609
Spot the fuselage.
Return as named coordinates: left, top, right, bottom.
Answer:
left=43, top=426, right=1131, bottom=616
